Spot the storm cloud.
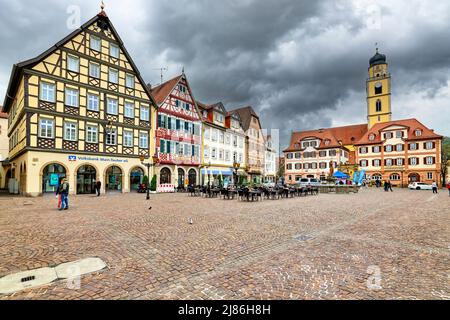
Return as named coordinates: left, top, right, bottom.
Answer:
left=1, top=0, right=450, bottom=150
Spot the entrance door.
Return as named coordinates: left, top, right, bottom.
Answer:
left=178, top=168, right=185, bottom=188
left=106, top=166, right=123, bottom=192
left=130, top=167, right=144, bottom=191
left=160, top=168, right=171, bottom=185
left=77, top=165, right=97, bottom=194
left=188, top=169, right=197, bottom=186
left=42, top=164, right=66, bottom=193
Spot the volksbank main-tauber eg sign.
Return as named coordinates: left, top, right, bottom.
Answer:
left=68, top=155, right=129, bottom=163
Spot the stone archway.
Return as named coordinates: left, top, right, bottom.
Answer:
left=177, top=168, right=185, bottom=188
left=105, top=165, right=123, bottom=192
left=160, top=167, right=171, bottom=185
left=130, top=167, right=145, bottom=191
left=42, top=163, right=67, bottom=194
left=76, top=164, right=97, bottom=194
left=188, top=169, right=197, bottom=186
left=408, top=173, right=420, bottom=183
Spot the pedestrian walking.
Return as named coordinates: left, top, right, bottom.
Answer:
left=446, top=182, right=450, bottom=196
left=432, top=181, right=438, bottom=194
left=383, top=180, right=388, bottom=192
left=55, top=177, right=62, bottom=209
left=388, top=180, right=393, bottom=192
left=96, top=180, right=102, bottom=197
left=59, top=178, right=70, bottom=211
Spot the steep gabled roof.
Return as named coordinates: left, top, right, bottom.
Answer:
left=150, top=75, right=183, bottom=105
left=228, top=106, right=260, bottom=131
left=355, top=118, right=443, bottom=145
left=2, top=10, right=157, bottom=112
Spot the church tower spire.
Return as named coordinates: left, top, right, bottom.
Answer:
left=367, top=47, right=392, bottom=128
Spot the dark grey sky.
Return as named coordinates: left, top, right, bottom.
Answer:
left=1, top=0, right=449, bottom=149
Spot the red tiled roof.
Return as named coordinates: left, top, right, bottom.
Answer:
left=284, top=124, right=367, bottom=152
left=0, top=111, right=7, bottom=119
left=355, top=118, right=443, bottom=145
left=150, top=75, right=183, bottom=105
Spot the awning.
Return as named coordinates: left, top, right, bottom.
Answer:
left=201, top=169, right=233, bottom=176
left=333, top=171, right=350, bottom=179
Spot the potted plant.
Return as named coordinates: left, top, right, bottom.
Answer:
left=150, top=175, right=157, bottom=194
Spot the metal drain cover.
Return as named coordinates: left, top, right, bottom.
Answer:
left=293, top=235, right=314, bottom=242
left=0, top=267, right=58, bottom=295
left=0, top=257, right=107, bottom=295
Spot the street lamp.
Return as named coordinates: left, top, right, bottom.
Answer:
left=140, top=153, right=160, bottom=200
left=233, top=158, right=241, bottom=187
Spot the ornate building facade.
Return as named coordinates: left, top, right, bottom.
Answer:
left=284, top=50, right=443, bottom=187
left=198, top=102, right=246, bottom=185
left=229, top=106, right=265, bottom=184
left=152, top=73, right=202, bottom=188
left=1, top=9, right=158, bottom=196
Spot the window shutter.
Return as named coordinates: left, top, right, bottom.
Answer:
left=433, top=157, right=436, bottom=165
left=433, top=142, right=436, bottom=149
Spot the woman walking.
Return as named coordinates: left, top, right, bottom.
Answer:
left=59, top=178, right=70, bottom=211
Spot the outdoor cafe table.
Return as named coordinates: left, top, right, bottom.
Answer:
left=244, top=190, right=262, bottom=202
left=189, top=187, right=201, bottom=197
left=267, top=189, right=281, bottom=200
left=204, top=188, right=221, bottom=198
left=222, top=189, right=238, bottom=200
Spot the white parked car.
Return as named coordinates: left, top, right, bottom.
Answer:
left=408, top=182, right=433, bottom=190
left=297, top=178, right=321, bottom=187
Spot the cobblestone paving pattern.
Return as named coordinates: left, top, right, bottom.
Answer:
left=0, top=189, right=449, bottom=300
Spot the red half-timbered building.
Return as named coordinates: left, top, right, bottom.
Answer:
left=151, top=73, right=202, bottom=189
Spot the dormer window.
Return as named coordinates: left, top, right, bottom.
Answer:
left=369, top=134, right=375, bottom=141
left=324, top=139, right=330, bottom=146
left=415, top=129, right=422, bottom=137
left=202, top=110, right=207, bottom=118
left=294, top=143, right=300, bottom=149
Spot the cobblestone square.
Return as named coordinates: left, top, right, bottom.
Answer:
left=0, top=189, right=449, bottom=300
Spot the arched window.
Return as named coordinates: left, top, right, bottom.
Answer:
left=42, top=164, right=66, bottom=193
left=390, top=173, right=401, bottom=181
left=376, top=100, right=382, bottom=112
left=188, top=169, right=197, bottom=186
left=160, top=168, right=171, bottom=185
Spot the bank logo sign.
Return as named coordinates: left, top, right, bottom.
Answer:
left=68, top=155, right=77, bottom=161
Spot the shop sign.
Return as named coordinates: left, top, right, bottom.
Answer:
left=68, top=155, right=129, bottom=163
left=50, top=174, right=60, bottom=186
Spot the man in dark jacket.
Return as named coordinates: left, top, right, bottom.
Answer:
left=96, top=180, right=101, bottom=197
left=59, top=178, right=70, bottom=211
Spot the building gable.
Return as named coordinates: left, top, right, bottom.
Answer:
left=3, top=11, right=157, bottom=112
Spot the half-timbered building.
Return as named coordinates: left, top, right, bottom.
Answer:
left=229, top=106, right=266, bottom=184
left=151, top=73, right=202, bottom=189
left=1, top=8, right=158, bottom=196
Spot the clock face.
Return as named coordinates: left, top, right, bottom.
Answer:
left=375, top=82, right=382, bottom=88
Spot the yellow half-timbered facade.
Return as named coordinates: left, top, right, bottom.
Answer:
left=2, top=10, right=158, bottom=196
